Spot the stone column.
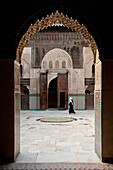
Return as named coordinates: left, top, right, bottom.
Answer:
left=0, top=59, right=20, bottom=163
left=94, top=54, right=102, bottom=160
left=102, top=59, right=113, bottom=162
left=77, top=69, right=85, bottom=110
left=14, top=60, right=20, bottom=160
left=94, top=52, right=113, bottom=163
left=29, top=78, right=38, bottom=110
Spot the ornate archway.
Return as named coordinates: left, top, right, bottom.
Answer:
left=15, top=10, right=102, bottom=162
left=1, top=5, right=113, bottom=164
left=16, top=11, right=98, bottom=63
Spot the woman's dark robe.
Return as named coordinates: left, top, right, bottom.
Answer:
left=69, top=100, right=75, bottom=114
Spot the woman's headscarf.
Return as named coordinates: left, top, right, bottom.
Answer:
left=69, top=97, right=72, bottom=103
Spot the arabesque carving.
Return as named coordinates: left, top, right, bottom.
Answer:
left=17, top=11, right=97, bottom=62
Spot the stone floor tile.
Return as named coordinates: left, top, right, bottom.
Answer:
left=76, top=152, right=101, bottom=163
left=63, top=146, right=71, bottom=152
left=80, top=142, right=94, bottom=151
left=70, top=146, right=83, bottom=153
left=44, top=136, right=51, bottom=141
left=16, top=153, right=37, bottom=163
left=28, top=145, right=39, bottom=153
left=36, top=151, right=77, bottom=162
left=38, top=141, right=50, bottom=147
left=20, top=146, right=29, bottom=153
left=77, top=152, right=92, bottom=162
left=36, top=146, right=56, bottom=153
left=88, top=152, right=102, bottom=163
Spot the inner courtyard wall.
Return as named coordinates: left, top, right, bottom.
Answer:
left=21, top=31, right=94, bottom=110
left=21, top=47, right=31, bottom=78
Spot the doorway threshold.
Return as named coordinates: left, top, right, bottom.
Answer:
left=1, top=162, right=113, bottom=169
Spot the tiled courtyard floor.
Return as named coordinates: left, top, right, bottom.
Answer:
left=15, top=110, right=102, bottom=163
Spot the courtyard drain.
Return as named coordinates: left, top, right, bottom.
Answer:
left=36, top=117, right=77, bottom=123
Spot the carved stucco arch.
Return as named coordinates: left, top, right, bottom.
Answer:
left=16, top=10, right=98, bottom=63
left=41, top=48, right=73, bottom=69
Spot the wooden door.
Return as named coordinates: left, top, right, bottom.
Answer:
left=40, top=72, right=47, bottom=110
left=85, top=94, right=94, bottom=110
left=58, top=73, right=68, bottom=109
left=48, top=77, right=57, bottom=108
left=21, top=94, right=29, bottom=110
left=60, top=92, right=65, bottom=108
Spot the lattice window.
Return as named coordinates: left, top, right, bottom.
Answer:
left=71, top=46, right=81, bottom=68
left=43, top=61, right=47, bottom=69
left=35, top=47, right=40, bottom=68
left=49, top=60, right=53, bottom=68
left=62, top=60, right=66, bottom=68
left=55, top=60, right=59, bottom=68
left=92, top=64, right=95, bottom=77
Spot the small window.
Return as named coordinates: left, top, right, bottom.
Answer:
left=55, top=60, right=59, bottom=68
left=43, top=61, right=47, bottom=69
left=92, top=64, right=95, bottom=77
left=20, top=64, right=23, bottom=77
left=49, top=61, right=53, bottom=68
left=62, top=60, right=66, bottom=68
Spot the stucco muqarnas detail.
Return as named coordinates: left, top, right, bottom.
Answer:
left=17, top=11, right=97, bottom=62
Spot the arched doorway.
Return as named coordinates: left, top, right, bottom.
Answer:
left=40, top=48, right=71, bottom=110
left=48, top=77, right=58, bottom=108
left=15, top=11, right=101, bottom=162
left=2, top=10, right=113, bottom=164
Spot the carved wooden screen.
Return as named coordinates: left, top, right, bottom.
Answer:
left=40, top=72, right=47, bottom=110
left=58, top=73, right=68, bottom=109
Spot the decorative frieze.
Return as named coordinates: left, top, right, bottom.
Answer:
left=28, top=33, right=85, bottom=69
left=30, top=32, right=82, bottom=41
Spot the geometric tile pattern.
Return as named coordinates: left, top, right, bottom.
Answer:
left=1, top=163, right=113, bottom=170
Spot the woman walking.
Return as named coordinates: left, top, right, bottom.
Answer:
left=69, top=97, right=75, bottom=114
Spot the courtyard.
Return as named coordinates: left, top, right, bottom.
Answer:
left=16, top=110, right=101, bottom=163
